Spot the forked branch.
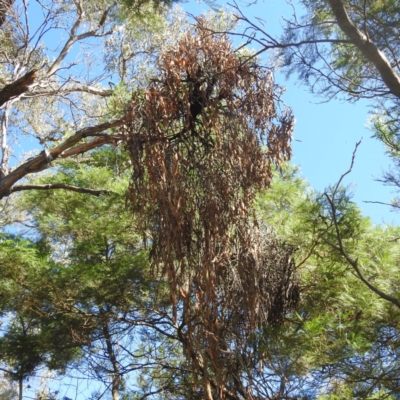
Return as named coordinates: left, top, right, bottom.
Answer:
left=0, top=119, right=124, bottom=198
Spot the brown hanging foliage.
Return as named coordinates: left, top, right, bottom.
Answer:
left=124, top=21, right=297, bottom=397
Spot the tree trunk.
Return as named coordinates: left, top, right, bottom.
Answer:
left=18, top=374, right=23, bottom=400
left=101, top=319, right=120, bottom=400
left=0, top=70, right=37, bottom=107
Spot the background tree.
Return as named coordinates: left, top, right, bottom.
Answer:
left=0, top=234, right=82, bottom=400
left=233, top=0, right=400, bottom=205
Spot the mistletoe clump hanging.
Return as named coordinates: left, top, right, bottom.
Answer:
left=125, top=21, right=297, bottom=395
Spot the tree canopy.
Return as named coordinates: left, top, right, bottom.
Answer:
left=1, top=0, right=400, bottom=400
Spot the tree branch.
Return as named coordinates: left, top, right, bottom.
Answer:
left=323, top=140, right=400, bottom=309
left=59, top=135, right=118, bottom=158
left=0, top=0, right=13, bottom=27
left=364, top=200, right=400, bottom=209
left=326, top=0, right=400, bottom=98
left=46, top=3, right=114, bottom=78
left=0, top=70, right=38, bottom=107
left=24, top=85, right=113, bottom=99
left=9, top=184, right=113, bottom=196
left=0, top=118, right=124, bottom=199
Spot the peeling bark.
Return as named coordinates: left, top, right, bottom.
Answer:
left=0, top=70, right=38, bottom=107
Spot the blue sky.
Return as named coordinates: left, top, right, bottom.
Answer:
left=185, top=0, right=400, bottom=225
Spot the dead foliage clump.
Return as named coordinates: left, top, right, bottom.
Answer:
left=180, top=231, right=300, bottom=398
left=124, top=21, right=297, bottom=397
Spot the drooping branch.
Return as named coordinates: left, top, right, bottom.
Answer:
left=0, top=118, right=124, bottom=199
left=326, top=0, right=400, bottom=99
left=125, top=23, right=296, bottom=396
left=0, top=70, right=38, bottom=107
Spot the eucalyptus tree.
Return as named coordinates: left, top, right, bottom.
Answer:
left=0, top=1, right=304, bottom=398
left=1, top=1, right=299, bottom=396
left=0, top=0, right=180, bottom=201
left=127, top=166, right=400, bottom=399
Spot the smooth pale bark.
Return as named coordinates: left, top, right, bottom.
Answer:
left=327, top=0, right=400, bottom=99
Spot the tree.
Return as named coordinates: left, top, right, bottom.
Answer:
left=233, top=0, right=400, bottom=190
left=0, top=374, right=18, bottom=400
left=8, top=150, right=162, bottom=399
left=0, top=0, right=179, bottom=200
left=0, top=235, right=82, bottom=400
left=130, top=164, right=400, bottom=399
left=1, top=1, right=298, bottom=396
left=252, top=167, right=400, bottom=399
left=228, top=0, right=400, bottom=322
left=232, top=0, right=400, bottom=101
left=9, top=1, right=396, bottom=399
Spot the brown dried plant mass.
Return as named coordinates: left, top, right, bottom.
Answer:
left=125, top=21, right=297, bottom=395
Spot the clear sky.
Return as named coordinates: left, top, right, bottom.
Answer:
left=185, top=0, right=400, bottom=225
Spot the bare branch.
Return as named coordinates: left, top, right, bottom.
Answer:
left=364, top=200, right=400, bottom=209
left=46, top=3, right=115, bottom=78
left=332, top=138, right=362, bottom=194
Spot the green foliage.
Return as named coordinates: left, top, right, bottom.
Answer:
left=253, top=166, right=400, bottom=398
